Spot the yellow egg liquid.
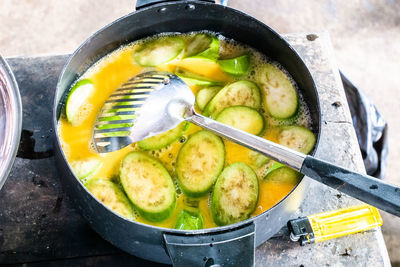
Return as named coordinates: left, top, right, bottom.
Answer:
left=58, top=33, right=312, bottom=229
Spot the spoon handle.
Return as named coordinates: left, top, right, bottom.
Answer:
left=301, top=156, right=400, bottom=216
left=189, top=112, right=400, bottom=217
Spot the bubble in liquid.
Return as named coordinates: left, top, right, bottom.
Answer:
left=207, top=191, right=212, bottom=207
left=133, top=210, right=139, bottom=219
left=173, top=177, right=182, bottom=195
left=88, top=140, right=97, bottom=152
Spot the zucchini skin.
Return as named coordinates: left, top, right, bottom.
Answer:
left=218, top=54, right=250, bottom=76
left=203, top=80, right=261, bottom=118
left=178, top=75, right=224, bottom=87
left=215, top=106, right=264, bottom=136
left=120, top=152, right=176, bottom=222
left=183, top=33, right=220, bottom=60
left=257, top=63, right=298, bottom=119
left=176, top=131, right=225, bottom=198
left=211, top=162, right=259, bottom=226
left=70, top=158, right=102, bottom=182
left=133, top=36, right=184, bottom=67
left=277, top=126, right=316, bottom=154
left=249, top=150, right=270, bottom=168
left=176, top=68, right=224, bottom=87
left=174, top=210, right=204, bottom=230
left=195, top=86, right=221, bottom=111
left=65, top=79, right=94, bottom=125
left=85, top=178, right=134, bottom=220
left=263, top=165, right=301, bottom=184
left=138, top=122, right=187, bottom=150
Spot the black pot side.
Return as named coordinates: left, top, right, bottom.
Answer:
left=52, top=1, right=321, bottom=265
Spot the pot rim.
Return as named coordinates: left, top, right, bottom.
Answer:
left=53, top=0, right=321, bottom=235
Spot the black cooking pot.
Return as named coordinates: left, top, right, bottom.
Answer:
left=52, top=1, right=320, bottom=265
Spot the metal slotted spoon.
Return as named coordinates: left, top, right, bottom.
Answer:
left=93, top=71, right=400, bottom=217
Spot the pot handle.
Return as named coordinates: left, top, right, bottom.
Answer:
left=164, top=223, right=255, bottom=267
left=136, top=0, right=227, bottom=10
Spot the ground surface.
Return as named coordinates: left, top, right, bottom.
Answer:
left=1, top=0, right=399, bottom=265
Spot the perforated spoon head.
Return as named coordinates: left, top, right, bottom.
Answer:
left=93, top=71, right=195, bottom=153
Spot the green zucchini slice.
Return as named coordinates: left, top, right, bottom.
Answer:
left=203, top=80, right=261, bottom=118
left=174, top=210, right=204, bottom=230
left=216, top=106, right=264, bottom=135
left=264, top=163, right=301, bottom=184
left=218, top=54, right=250, bottom=76
left=176, top=69, right=224, bottom=87
left=195, top=86, right=221, bottom=111
left=85, top=178, right=134, bottom=220
left=277, top=126, right=316, bottom=154
left=264, top=161, right=284, bottom=177
left=257, top=63, right=298, bottom=119
left=211, top=162, right=259, bottom=226
left=176, top=131, right=225, bottom=197
left=120, top=152, right=176, bottom=222
left=70, top=158, right=102, bottom=181
left=179, top=76, right=223, bottom=87
left=138, top=122, right=187, bottom=150
left=65, top=79, right=94, bottom=125
left=183, top=34, right=219, bottom=60
left=249, top=150, right=270, bottom=168
left=133, top=36, right=184, bottom=67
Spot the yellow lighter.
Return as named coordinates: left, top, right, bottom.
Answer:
left=287, top=204, right=382, bottom=245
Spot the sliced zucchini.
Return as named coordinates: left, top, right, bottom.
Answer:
left=257, top=63, right=298, bottom=119
left=264, top=164, right=301, bottom=184
left=133, top=36, right=184, bottom=67
left=172, top=57, right=231, bottom=81
left=176, top=69, right=224, bottom=87
left=203, top=80, right=261, bottom=118
left=176, top=131, right=225, bottom=197
left=85, top=178, right=134, bottom=220
left=183, top=34, right=219, bottom=60
left=174, top=210, right=204, bottom=230
left=218, top=54, right=250, bottom=76
left=195, top=86, right=221, bottom=111
left=216, top=106, right=264, bottom=135
left=211, top=162, right=259, bottom=226
left=249, top=150, right=270, bottom=168
left=70, top=158, right=102, bottom=181
left=120, top=152, right=176, bottom=222
left=138, top=122, right=187, bottom=150
left=264, top=161, right=284, bottom=177
left=179, top=76, right=223, bottom=87
left=65, top=79, right=94, bottom=125
left=277, top=126, right=316, bottom=154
